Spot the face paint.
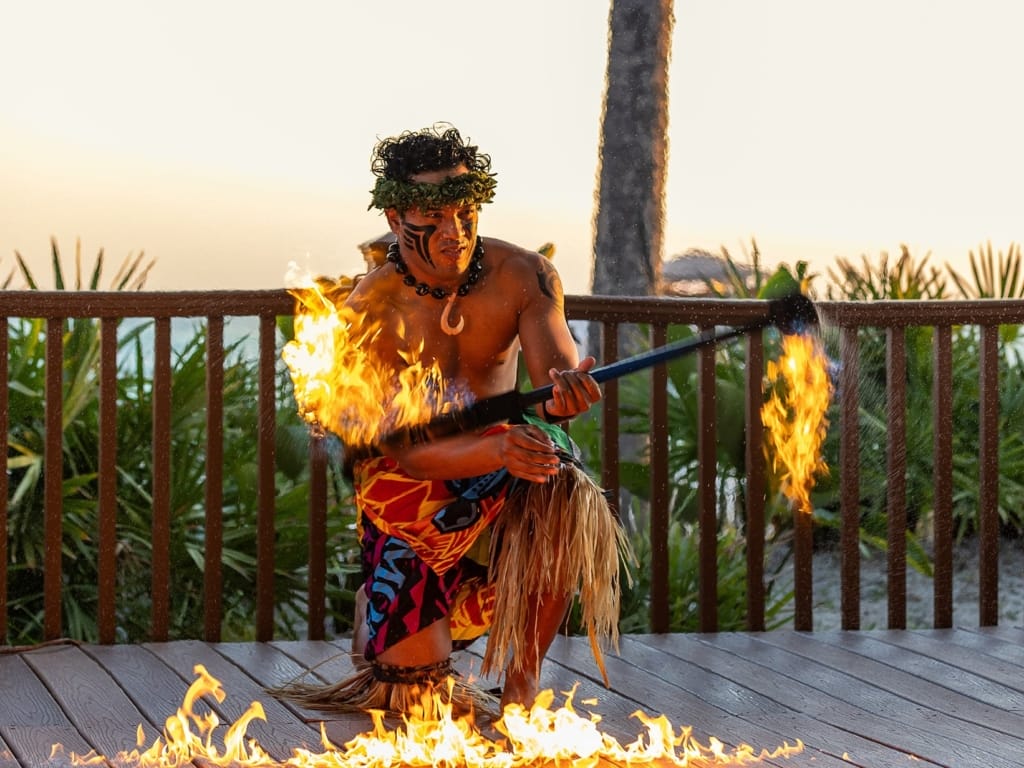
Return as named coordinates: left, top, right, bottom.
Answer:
left=458, top=208, right=477, bottom=233
left=400, top=222, right=437, bottom=267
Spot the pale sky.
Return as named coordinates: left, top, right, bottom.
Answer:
left=2, top=0, right=1022, bottom=295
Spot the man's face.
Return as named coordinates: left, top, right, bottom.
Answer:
left=387, top=165, right=480, bottom=277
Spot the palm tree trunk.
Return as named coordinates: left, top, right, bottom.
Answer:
left=591, top=0, right=674, bottom=298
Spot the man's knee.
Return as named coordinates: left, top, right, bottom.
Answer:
left=376, top=617, right=453, bottom=667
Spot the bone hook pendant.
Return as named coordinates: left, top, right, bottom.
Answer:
left=440, top=293, right=465, bottom=336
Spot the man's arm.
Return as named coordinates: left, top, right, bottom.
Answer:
left=384, top=425, right=562, bottom=482
left=516, top=254, right=601, bottom=422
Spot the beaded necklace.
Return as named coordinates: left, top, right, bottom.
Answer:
left=386, top=239, right=485, bottom=336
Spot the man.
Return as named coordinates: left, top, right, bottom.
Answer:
left=278, top=124, right=627, bottom=717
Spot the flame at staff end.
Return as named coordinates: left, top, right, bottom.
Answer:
left=280, top=267, right=472, bottom=448
left=761, top=332, right=834, bottom=514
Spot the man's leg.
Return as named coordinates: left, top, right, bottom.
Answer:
left=485, top=461, right=627, bottom=709
left=354, top=580, right=454, bottom=667
left=352, top=584, right=369, bottom=658
left=377, top=617, right=453, bottom=667
left=501, top=590, right=571, bottom=709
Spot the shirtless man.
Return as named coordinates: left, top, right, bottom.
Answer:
left=280, top=124, right=624, bottom=715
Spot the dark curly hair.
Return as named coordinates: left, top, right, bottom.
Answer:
left=370, top=123, right=492, bottom=181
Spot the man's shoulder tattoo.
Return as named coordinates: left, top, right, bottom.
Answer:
left=535, top=258, right=563, bottom=301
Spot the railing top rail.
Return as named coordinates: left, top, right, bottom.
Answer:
left=0, top=290, right=295, bottom=317
left=1, top=292, right=780, bottom=323
left=814, top=299, right=1024, bottom=327
left=569, top=297, right=1024, bottom=328
left=566, top=295, right=792, bottom=325
left=3, top=290, right=1024, bottom=327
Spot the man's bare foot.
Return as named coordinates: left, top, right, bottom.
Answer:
left=500, top=670, right=539, bottom=711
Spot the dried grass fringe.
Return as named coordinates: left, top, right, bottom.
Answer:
left=481, top=462, right=633, bottom=686
left=267, top=655, right=499, bottom=719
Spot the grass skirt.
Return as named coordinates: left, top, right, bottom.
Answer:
left=269, top=462, right=631, bottom=716
left=482, top=461, right=631, bottom=686
left=267, top=657, right=499, bottom=720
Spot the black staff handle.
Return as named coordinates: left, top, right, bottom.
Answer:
left=379, top=292, right=818, bottom=450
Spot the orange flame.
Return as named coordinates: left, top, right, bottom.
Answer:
left=280, top=270, right=470, bottom=447
left=59, top=669, right=803, bottom=767
left=60, top=664, right=278, bottom=766
left=761, top=332, right=833, bottom=513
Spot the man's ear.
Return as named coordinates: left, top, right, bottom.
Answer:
left=385, top=208, right=402, bottom=234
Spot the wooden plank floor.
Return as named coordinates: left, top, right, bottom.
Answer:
left=1, top=627, right=1023, bottom=767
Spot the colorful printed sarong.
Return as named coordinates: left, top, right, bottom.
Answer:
left=353, top=429, right=515, bottom=659
left=354, top=419, right=576, bottom=660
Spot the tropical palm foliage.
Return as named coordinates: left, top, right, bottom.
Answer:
left=821, top=244, right=1024, bottom=540
left=5, top=239, right=359, bottom=644
left=950, top=242, right=1024, bottom=300
left=571, top=239, right=1024, bottom=632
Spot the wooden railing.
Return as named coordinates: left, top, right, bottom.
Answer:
left=0, top=291, right=1018, bottom=643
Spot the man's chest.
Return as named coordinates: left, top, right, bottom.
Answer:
left=390, top=298, right=520, bottom=387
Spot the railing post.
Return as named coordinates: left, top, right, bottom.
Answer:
left=932, top=326, right=954, bottom=628
left=839, top=326, right=861, bottom=630
left=307, top=434, right=328, bottom=641
left=650, top=324, right=671, bottom=633
left=978, top=325, right=1000, bottom=626
left=600, top=321, right=621, bottom=521
left=151, top=317, right=172, bottom=641
left=744, top=330, right=766, bottom=631
left=44, top=317, right=64, bottom=641
left=697, top=328, right=718, bottom=633
left=256, top=314, right=278, bottom=641
left=886, top=326, right=908, bottom=629
left=204, top=316, right=225, bottom=642
left=98, top=318, right=119, bottom=644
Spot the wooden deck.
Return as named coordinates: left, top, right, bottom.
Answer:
left=2, top=627, right=1023, bottom=767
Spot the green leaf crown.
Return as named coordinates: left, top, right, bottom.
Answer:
left=369, top=169, right=497, bottom=212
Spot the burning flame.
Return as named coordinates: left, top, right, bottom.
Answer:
left=280, top=269, right=470, bottom=447
left=58, top=668, right=803, bottom=767
left=58, top=664, right=277, bottom=767
left=761, top=332, right=833, bottom=513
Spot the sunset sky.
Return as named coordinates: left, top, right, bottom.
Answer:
left=2, top=0, right=1022, bottom=296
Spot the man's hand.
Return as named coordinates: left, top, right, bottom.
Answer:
left=497, top=425, right=562, bottom=483
left=542, top=356, right=601, bottom=422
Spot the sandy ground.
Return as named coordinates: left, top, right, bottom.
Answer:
left=775, top=537, right=1024, bottom=631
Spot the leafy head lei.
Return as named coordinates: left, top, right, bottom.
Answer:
left=367, top=125, right=498, bottom=212
left=369, top=170, right=496, bottom=212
